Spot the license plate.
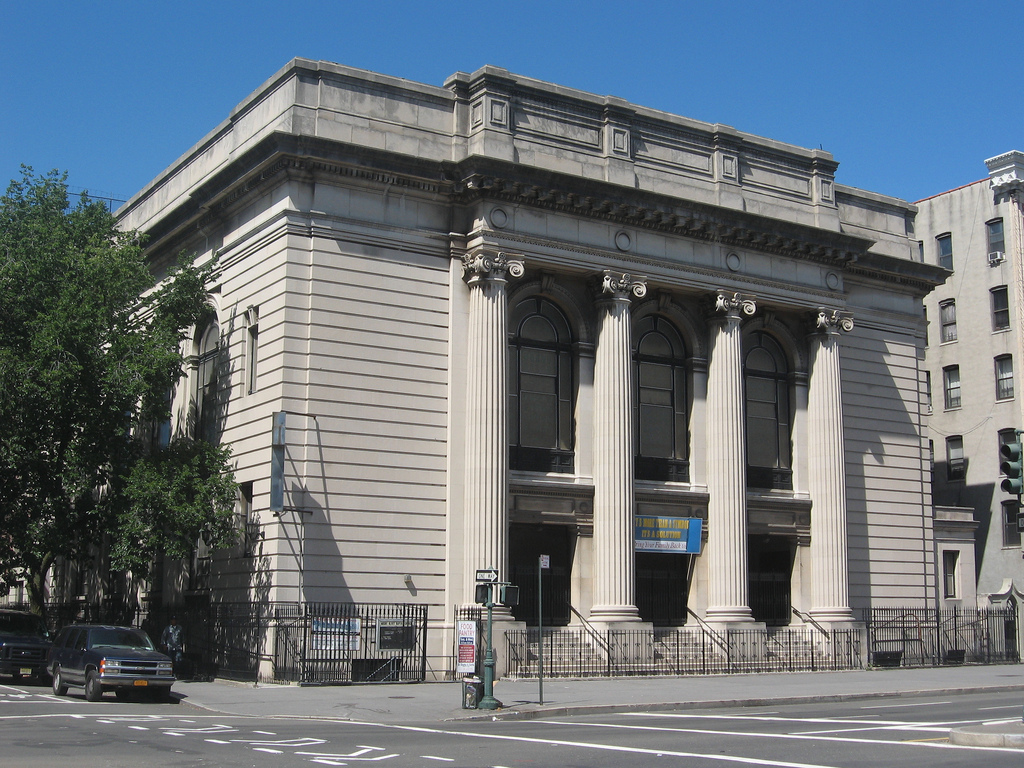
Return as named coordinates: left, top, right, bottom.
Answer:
left=133, top=680, right=148, bottom=687
left=19, top=668, right=32, bottom=676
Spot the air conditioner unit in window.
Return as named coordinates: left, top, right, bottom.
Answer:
left=989, top=251, right=1005, bottom=265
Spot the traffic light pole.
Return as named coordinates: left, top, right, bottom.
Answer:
left=479, top=588, right=500, bottom=710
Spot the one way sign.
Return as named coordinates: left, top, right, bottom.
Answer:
left=475, top=568, right=499, bottom=582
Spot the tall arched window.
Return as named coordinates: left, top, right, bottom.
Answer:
left=509, top=297, right=575, bottom=473
left=744, top=331, right=792, bottom=489
left=633, top=315, right=689, bottom=481
left=194, top=318, right=220, bottom=443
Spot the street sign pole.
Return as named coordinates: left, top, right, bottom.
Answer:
left=538, top=555, right=547, bottom=705
left=537, top=558, right=543, bottom=706
left=476, top=567, right=500, bottom=711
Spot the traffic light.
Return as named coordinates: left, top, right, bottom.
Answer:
left=500, top=585, right=520, bottom=607
left=1000, top=438, right=1024, bottom=496
left=475, top=583, right=491, bottom=605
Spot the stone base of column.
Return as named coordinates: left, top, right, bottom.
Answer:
left=807, top=607, right=857, bottom=627
left=704, top=605, right=759, bottom=628
left=587, top=604, right=643, bottom=627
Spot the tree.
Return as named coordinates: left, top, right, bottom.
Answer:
left=0, top=168, right=236, bottom=616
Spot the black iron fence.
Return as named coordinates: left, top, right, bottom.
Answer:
left=11, top=599, right=428, bottom=685
left=505, top=626, right=862, bottom=679
left=865, top=605, right=1019, bottom=667
left=274, top=602, right=428, bottom=684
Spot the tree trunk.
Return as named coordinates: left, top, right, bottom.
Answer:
left=25, top=552, right=54, bottom=620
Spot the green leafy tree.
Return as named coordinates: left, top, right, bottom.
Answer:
left=0, top=168, right=236, bottom=616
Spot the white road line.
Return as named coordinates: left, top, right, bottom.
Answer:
left=859, top=700, right=951, bottom=709
left=979, top=705, right=1020, bottom=711
left=337, top=721, right=843, bottom=768
left=629, top=713, right=920, bottom=726
left=253, top=747, right=283, bottom=754
left=539, top=719, right=1024, bottom=754
left=422, top=757, right=454, bottom=762
left=295, top=747, right=397, bottom=761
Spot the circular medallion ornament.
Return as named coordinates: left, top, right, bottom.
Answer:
left=615, top=231, right=632, bottom=251
left=726, top=252, right=741, bottom=272
left=490, top=207, right=508, bottom=229
left=826, top=271, right=840, bottom=290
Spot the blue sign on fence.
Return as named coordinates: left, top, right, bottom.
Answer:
left=634, top=516, right=703, bottom=554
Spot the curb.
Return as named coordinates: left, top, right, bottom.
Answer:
left=452, top=683, right=1024, bottom=722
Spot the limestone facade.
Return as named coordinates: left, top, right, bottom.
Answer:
left=118, top=59, right=945, bottom=671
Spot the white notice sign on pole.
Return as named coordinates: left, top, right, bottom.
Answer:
left=456, top=620, right=477, bottom=674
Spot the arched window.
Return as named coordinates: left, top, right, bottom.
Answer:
left=509, top=297, right=575, bottom=473
left=633, top=315, right=689, bottom=482
left=194, top=318, right=220, bottom=443
left=744, top=331, right=792, bottom=489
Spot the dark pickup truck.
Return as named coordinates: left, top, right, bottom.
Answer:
left=48, top=624, right=174, bottom=701
left=0, top=609, right=51, bottom=681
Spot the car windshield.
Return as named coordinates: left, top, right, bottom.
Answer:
left=88, top=628, right=154, bottom=651
left=0, top=613, right=49, bottom=638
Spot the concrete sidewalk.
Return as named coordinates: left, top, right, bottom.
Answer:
left=171, top=664, right=1024, bottom=726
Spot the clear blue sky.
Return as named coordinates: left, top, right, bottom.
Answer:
left=2, top=0, right=1019, bottom=206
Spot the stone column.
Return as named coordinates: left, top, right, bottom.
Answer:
left=807, top=309, right=856, bottom=624
left=462, top=251, right=524, bottom=601
left=705, top=291, right=757, bottom=625
left=589, top=271, right=646, bottom=626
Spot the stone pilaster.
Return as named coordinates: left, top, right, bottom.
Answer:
left=705, top=291, right=757, bottom=625
left=807, top=309, right=856, bottom=624
left=462, top=251, right=524, bottom=601
left=589, top=271, right=646, bottom=625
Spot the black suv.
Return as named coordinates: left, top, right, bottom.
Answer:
left=47, top=624, right=174, bottom=701
left=0, top=609, right=51, bottom=681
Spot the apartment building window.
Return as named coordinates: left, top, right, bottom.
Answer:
left=939, top=300, right=957, bottom=342
left=996, top=355, right=1014, bottom=400
left=992, top=286, right=1010, bottom=331
left=923, top=305, right=929, bottom=347
left=942, top=550, right=959, bottom=598
left=937, top=233, right=953, bottom=270
left=946, top=435, right=965, bottom=481
left=1004, top=500, right=1022, bottom=547
left=924, top=370, right=932, bottom=411
left=988, top=219, right=1005, bottom=257
left=943, top=365, right=961, bottom=409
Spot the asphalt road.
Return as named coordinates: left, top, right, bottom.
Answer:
left=3, top=679, right=1024, bottom=767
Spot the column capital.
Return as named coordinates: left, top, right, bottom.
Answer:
left=811, top=308, right=854, bottom=336
left=710, top=290, right=756, bottom=320
left=462, top=250, right=525, bottom=286
left=594, top=271, right=647, bottom=302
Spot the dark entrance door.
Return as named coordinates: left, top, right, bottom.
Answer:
left=636, top=552, right=691, bottom=625
left=748, top=536, right=793, bottom=626
left=509, top=523, right=572, bottom=626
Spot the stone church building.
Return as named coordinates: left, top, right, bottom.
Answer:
left=118, top=59, right=945, bottom=675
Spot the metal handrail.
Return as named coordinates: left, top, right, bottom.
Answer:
left=791, top=607, right=830, bottom=639
left=568, top=604, right=611, bottom=655
left=686, top=608, right=729, bottom=653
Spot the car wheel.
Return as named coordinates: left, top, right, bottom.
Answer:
left=84, top=670, right=103, bottom=702
left=52, top=666, right=68, bottom=696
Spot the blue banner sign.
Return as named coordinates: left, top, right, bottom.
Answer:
left=634, top=516, right=703, bottom=553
